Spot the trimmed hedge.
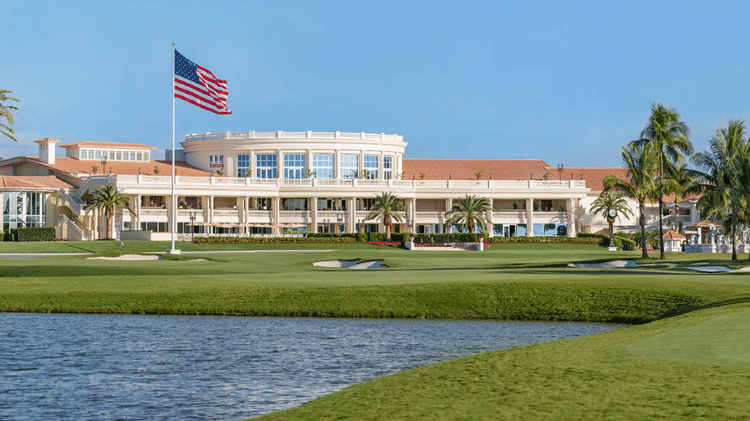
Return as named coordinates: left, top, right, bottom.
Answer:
left=6, top=227, right=57, bottom=242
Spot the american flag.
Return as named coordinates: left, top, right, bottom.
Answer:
left=174, top=50, right=232, bottom=115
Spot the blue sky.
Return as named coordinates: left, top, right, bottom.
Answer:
left=3, top=0, right=750, bottom=167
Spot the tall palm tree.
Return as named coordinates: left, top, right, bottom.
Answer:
left=629, top=103, right=693, bottom=259
left=691, top=120, right=748, bottom=260
left=590, top=193, right=633, bottom=249
left=364, top=192, right=404, bottom=241
left=0, top=89, right=19, bottom=142
left=85, top=185, right=135, bottom=239
left=445, top=195, right=491, bottom=234
left=603, top=145, right=658, bottom=258
left=734, top=141, right=750, bottom=260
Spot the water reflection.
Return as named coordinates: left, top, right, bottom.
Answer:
left=0, top=314, right=620, bottom=420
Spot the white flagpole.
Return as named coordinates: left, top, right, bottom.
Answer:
left=170, top=43, right=178, bottom=253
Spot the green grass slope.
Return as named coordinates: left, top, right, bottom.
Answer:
left=255, top=301, right=750, bottom=421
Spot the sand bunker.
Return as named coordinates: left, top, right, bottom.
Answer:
left=88, top=254, right=161, bottom=261
left=313, top=260, right=388, bottom=269
left=568, top=260, right=638, bottom=268
left=570, top=259, right=750, bottom=273
left=687, top=266, right=750, bottom=273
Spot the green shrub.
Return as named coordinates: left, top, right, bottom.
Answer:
left=489, top=236, right=601, bottom=245
left=356, top=233, right=367, bottom=243
left=9, top=227, right=56, bottom=242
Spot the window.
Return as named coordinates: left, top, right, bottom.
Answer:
left=2, top=192, right=46, bottom=231
left=116, top=151, right=122, bottom=160
left=364, top=155, right=378, bottom=179
left=137, top=152, right=142, bottom=161
left=210, top=155, right=224, bottom=168
left=284, top=154, right=306, bottom=179
left=95, top=150, right=101, bottom=159
left=109, top=151, right=115, bottom=159
left=383, top=156, right=392, bottom=180
left=130, top=151, right=136, bottom=160
left=144, top=152, right=150, bottom=161
left=340, top=154, right=358, bottom=179
left=237, top=154, right=250, bottom=177
left=256, top=154, right=277, bottom=179
left=283, top=198, right=307, bottom=210
left=312, top=154, right=333, bottom=179
left=122, top=151, right=128, bottom=161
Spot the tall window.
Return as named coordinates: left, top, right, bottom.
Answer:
left=2, top=192, right=46, bottom=232
left=256, top=154, right=277, bottom=179
left=284, top=154, right=306, bottom=179
left=237, top=154, right=250, bottom=177
left=312, top=154, right=333, bottom=179
left=364, top=155, right=378, bottom=179
left=340, top=154, right=358, bottom=179
left=210, top=155, right=224, bottom=169
left=383, top=156, right=392, bottom=179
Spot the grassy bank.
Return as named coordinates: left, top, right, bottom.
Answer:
left=255, top=301, right=750, bottom=420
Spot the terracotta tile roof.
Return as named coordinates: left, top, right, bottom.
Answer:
left=17, top=157, right=212, bottom=177
left=660, top=229, right=686, bottom=240
left=58, top=141, right=157, bottom=150
left=402, top=159, right=554, bottom=181
left=550, top=167, right=629, bottom=192
left=34, top=137, right=62, bottom=144
left=687, top=220, right=717, bottom=228
left=0, top=175, right=74, bottom=190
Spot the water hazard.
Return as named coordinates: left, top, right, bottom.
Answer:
left=0, top=313, right=621, bottom=420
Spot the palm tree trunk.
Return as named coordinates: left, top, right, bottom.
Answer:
left=609, top=219, right=615, bottom=248
left=639, top=204, right=649, bottom=258
left=731, top=215, right=737, bottom=260
left=385, top=223, right=391, bottom=241
left=658, top=153, right=665, bottom=259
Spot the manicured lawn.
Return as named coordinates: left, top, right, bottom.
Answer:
left=1, top=241, right=749, bottom=420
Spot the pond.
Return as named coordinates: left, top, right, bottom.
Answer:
left=0, top=313, right=621, bottom=420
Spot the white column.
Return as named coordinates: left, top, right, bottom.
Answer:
left=311, top=197, right=318, bottom=233
left=334, top=150, right=340, bottom=179
left=273, top=197, right=281, bottom=235
left=445, top=198, right=453, bottom=233
left=134, top=194, right=141, bottom=230
left=567, top=198, right=577, bottom=237
left=526, top=198, right=534, bottom=237
left=277, top=149, right=283, bottom=180
left=348, top=198, right=356, bottom=233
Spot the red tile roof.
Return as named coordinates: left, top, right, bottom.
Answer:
left=14, top=157, right=212, bottom=177
left=58, top=141, right=157, bottom=149
left=659, top=229, right=686, bottom=240
left=0, top=175, right=74, bottom=190
left=402, top=159, right=554, bottom=181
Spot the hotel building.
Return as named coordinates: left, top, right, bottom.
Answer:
left=0, top=131, right=700, bottom=241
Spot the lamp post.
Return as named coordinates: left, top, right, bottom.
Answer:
left=101, top=156, right=107, bottom=174
left=189, top=211, right=196, bottom=243
left=557, top=164, right=564, bottom=181
left=337, top=214, right=343, bottom=240
left=324, top=219, right=329, bottom=234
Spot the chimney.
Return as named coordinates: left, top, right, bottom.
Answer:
left=34, top=138, right=60, bottom=164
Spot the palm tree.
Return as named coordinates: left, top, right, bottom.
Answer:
left=629, top=103, right=693, bottom=259
left=590, top=193, right=633, bottom=249
left=446, top=195, right=491, bottom=235
left=663, top=163, right=698, bottom=230
left=85, top=185, right=135, bottom=239
left=364, top=192, right=404, bottom=241
left=0, top=89, right=19, bottom=142
left=603, top=145, right=658, bottom=258
left=691, top=120, right=748, bottom=260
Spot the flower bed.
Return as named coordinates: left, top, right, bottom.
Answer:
left=367, top=241, right=400, bottom=247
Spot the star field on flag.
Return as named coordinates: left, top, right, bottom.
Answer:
left=174, top=50, right=232, bottom=115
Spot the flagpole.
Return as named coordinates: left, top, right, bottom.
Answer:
left=170, top=43, right=178, bottom=254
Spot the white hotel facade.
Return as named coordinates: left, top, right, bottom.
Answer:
left=0, top=131, right=700, bottom=241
